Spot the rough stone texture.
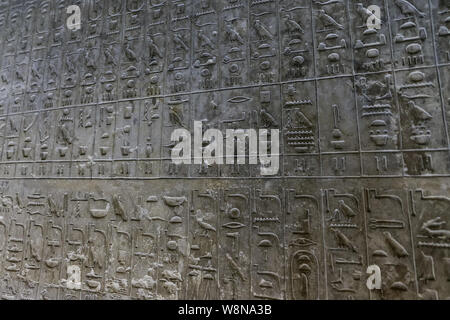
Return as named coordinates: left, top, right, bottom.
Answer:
left=0, top=0, right=448, bottom=300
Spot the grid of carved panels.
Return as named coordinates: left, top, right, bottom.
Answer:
left=0, top=0, right=448, bottom=179
left=0, top=179, right=448, bottom=300
left=0, top=0, right=448, bottom=301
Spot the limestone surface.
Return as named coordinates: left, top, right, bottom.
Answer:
left=0, top=0, right=448, bottom=300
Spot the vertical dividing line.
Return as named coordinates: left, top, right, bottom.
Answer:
left=345, top=0, right=363, bottom=177
left=0, top=5, right=6, bottom=69
left=134, top=0, right=149, bottom=179
left=247, top=0, right=252, bottom=89
left=92, top=3, right=102, bottom=178
left=155, top=219, right=160, bottom=299
left=249, top=186, right=253, bottom=300
left=280, top=185, right=286, bottom=300
left=184, top=0, right=194, bottom=288
left=189, top=0, right=194, bottom=179
left=35, top=219, right=46, bottom=300
left=164, top=1, right=174, bottom=177
left=158, top=1, right=167, bottom=179
left=85, top=0, right=102, bottom=182
left=159, top=1, right=167, bottom=98
left=384, top=0, right=405, bottom=176
left=8, top=3, right=23, bottom=178
left=183, top=172, right=190, bottom=299
left=429, top=0, right=450, bottom=156
left=274, top=0, right=286, bottom=300
left=347, top=0, right=375, bottom=299
left=111, top=0, right=127, bottom=178
left=135, top=99, right=141, bottom=178
left=90, top=102, right=97, bottom=180
left=216, top=188, right=220, bottom=299
left=184, top=189, right=190, bottom=300
left=247, top=0, right=252, bottom=301
left=217, top=1, right=223, bottom=178
left=309, top=0, right=322, bottom=177
left=62, top=2, right=74, bottom=178
left=57, top=220, right=67, bottom=300
left=0, top=3, right=11, bottom=174
left=46, top=2, right=59, bottom=179
left=282, top=188, right=287, bottom=300
left=102, top=222, right=111, bottom=297
left=405, top=187, right=420, bottom=296
left=320, top=189, right=328, bottom=300
left=135, top=0, right=145, bottom=180
left=216, top=1, right=222, bottom=100
left=361, top=188, right=372, bottom=300
left=128, top=224, right=134, bottom=298
left=19, top=3, right=33, bottom=179
left=402, top=0, right=448, bottom=297
left=275, top=0, right=282, bottom=85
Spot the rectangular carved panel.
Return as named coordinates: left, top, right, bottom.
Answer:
left=0, top=0, right=448, bottom=300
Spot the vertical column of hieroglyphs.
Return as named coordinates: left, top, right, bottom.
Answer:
left=249, top=0, right=282, bottom=178
left=19, top=0, right=56, bottom=300
left=248, top=4, right=284, bottom=295
left=1, top=3, right=23, bottom=179
left=0, top=0, right=37, bottom=298
left=58, top=2, right=99, bottom=298
left=350, top=1, right=404, bottom=177
left=31, top=1, right=59, bottom=180
left=0, top=1, right=8, bottom=179
left=191, top=0, right=220, bottom=92
left=364, top=187, right=418, bottom=299
left=135, top=0, right=166, bottom=179
left=284, top=179, right=326, bottom=300
left=352, top=0, right=420, bottom=300
left=128, top=183, right=191, bottom=300
left=69, top=0, right=102, bottom=179
left=146, top=0, right=193, bottom=296
left=250, top=182, right=285, bottom=300
left=280, top=0, right=320, bottom=177
left=0, top=3, right=6, bottom=187
left=186, top=188, right=220, bottom=299
left=220, top=0, right=249, bottom=89
left=315, top=6, right=365, bottom=301
left=129, top=183, right=162, bottom=300
left=218, top=185, right=252, bottom=299
left=112, top=0, right=144, bottom=178
left=39, top=187, right=66, bottom=300
left=48, top=0, right=78, bottom=179
left=218, top=0, right=251, bottom=178
left=92, top=0, right=121, bottom=179
left=31, top=0, right=65, bottom=301
left=155, top=188, right=190, bottom=299
left=76, top=0, right=110, bottom=301
left=248, top=0, right=280, bottom=85
left=314, top=0, right=361, bottom=178
left=431, top=0, right=450, bottom=161
left=389, top=0, right=449, bottom=176
left=160, top=0, right=192, bottom=178
left=15, top=2, right=36, bottom=179
left=189, top=0, right=221, bottom=178
left=408, top=186, right=450, bottom=299
left=411, top=0, right=450, bottom=300
left=321, top=185, right=369, bottom=299
left=102, top=188, right=134, bottom=300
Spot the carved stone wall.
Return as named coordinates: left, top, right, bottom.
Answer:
left=0, top=0, right=448, bottom=300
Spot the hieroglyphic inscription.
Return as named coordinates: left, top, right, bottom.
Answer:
left=0, top=0, right=448, bottom=300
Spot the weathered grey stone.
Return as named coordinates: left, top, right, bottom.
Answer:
left=0, top=0, right=448, bottom=300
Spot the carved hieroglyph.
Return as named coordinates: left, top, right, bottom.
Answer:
left=0, top=0, right=448, bottom=300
